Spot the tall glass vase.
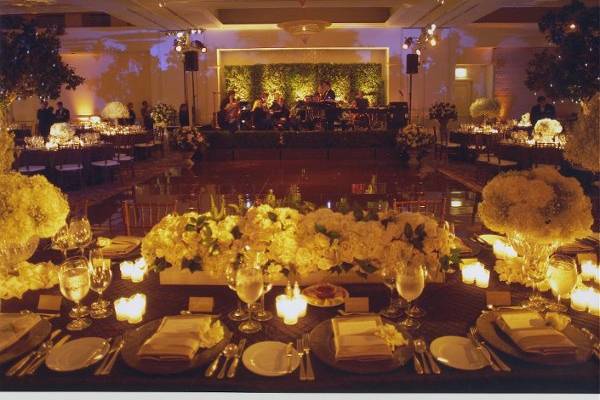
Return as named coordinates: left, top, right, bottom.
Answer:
left=508, top=233, right=559, bottom=310
left=0, top=236, right=40, bottom=275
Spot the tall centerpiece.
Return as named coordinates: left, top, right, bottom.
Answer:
left=151, top=103, right=177, bottom=129
left=533, top=118, right=564, bottom=144
left=469, top=97, right=500, bottom=125
left=396, top=124, right=435, bottom=168
left=101, top=101, right=129, bottom=126
left=478, top=166, right=593, bottom=308
left=428, top=102, right=457, bottom=142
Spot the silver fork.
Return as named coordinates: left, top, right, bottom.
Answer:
left=470, top=326, right=511, bottom=372
left=296, top=338, right=306, bottom=381
left=302, top=333, right=315, bottom=381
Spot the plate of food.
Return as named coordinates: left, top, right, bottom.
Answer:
left=302, top=283, right=349, bottom=307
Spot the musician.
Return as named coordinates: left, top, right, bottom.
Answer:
left=352, top=91, right=369, bottom=111
left=219, top=91, right=240, bottom=132
left=251, top=98, right=271, bottom=130
left=351, top=91, right=370, bottom=129
left=321, top=81, right=337, bottom=131
left=270, top=96, right=290, bottom=120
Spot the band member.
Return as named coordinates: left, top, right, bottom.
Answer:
left=321, top=81, right=337, bottom=131
left=218, top=90, right=238, bottom=131
left=251, top=98, right=271, bottom=130
left=223, top=92, right=241, bottom=132
left=36, top=100, right=54, bottom=138
left=270, top=96, right=290, bottom=120
left=352, top=91, right=369, bottom=110
left=141, top=100, right=153, bottom=130
left=54, top=101, right=70, bottom=123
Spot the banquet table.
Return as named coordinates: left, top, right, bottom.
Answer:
left=1, top=246, right=598, bottom=393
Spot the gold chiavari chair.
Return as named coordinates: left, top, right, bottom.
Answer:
left=121, top=200, right=178, bottom=236
left=392, top=198, right=447, bottom=222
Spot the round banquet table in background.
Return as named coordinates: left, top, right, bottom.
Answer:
left=0, top=244, right=598, bottom=393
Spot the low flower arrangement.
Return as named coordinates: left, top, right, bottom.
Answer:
left=517, top=112, right=532, bottom=127
left=0, top=261, right=58, bottom=300
left=565, top=93, right=599, bottom=172
left=151, top=103, right=176, bottom=128
left=49, top=122, right=75, bottom=145
left=469, top=97, right=500, bottom=120
left=142, top=202, right=456, bottom=280
left=428, top=102, right=457, bottom=123
left=478, top=166, right=593, bottom=245
left=174, top=126, right=209, bottom=151
left=396, top=124, right=435, bottom=149
left=533, top=118, right=563, bottom=144
left=101, top=101, right=129, bottom=120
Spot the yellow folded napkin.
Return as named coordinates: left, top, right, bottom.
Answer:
left=332, top=316, right=393, bottom=361
left=495, top=311, right=577, bottom=357
left=137, top=315, right=223, bottom=361
left=101, top=236, right=141, bottom=257
left=0, top=314, right=41, bottom=353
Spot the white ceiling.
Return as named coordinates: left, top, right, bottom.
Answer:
left=0, top=0, right=594, bottom=30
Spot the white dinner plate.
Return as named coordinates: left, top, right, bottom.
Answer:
left=46, top=337, right=110, bottom=372
left=430, top=336, right=488, bottom=371
left=478, top=234, right=505, bottom=246
left=242, top=341, right=300, bottom=377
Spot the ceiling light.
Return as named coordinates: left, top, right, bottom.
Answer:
left=430, top=37, right=437, bottom=46
left=402, top=43, right=409, bottom=50
left=278, top=20, right=331, bottom=44
left=175, top=45, right=182, bottom=52
left=415, top=49, right=421, bottom=56
left=176, top=31, right=184, bottom=38
left=569, top=23, right=576, bottom=30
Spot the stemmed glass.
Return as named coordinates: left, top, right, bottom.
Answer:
left=88, top=249, right=113, bottom=319
left=443, top=221, right=457, bottom=274
left=70, top=216, right=93, bottom=256
left=226, top=263, right=249, bottom=321
left=379, top=264, right=404, bottom=319
left=52, top=224, right=72, bottom=260
left=396, top=263, right=427, bottom=329
left=547, top=254, right=578, bottom=313
left=254, top=267, right=274, bottom=322
left=235, top=265, right=264, bottom=334
left=59, top=256, right=92, bottom=331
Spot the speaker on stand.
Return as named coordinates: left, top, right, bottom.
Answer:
left=405, top=53, right=419, bottom=123
left=183, top=51, right=199, bottom=126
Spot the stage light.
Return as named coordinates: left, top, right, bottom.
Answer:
left=175, top=45, right=182, bottom=52
left=416, top=49, right=421, bottom=56
left=569, top=23, right=576, bottom=30
left=455, top=67, right=467, bottom=79
left=177, top=31, right=184, bottom=38
left=402, top=43, right=409, bottom=50
left=430, top=37, right=437, bottom=46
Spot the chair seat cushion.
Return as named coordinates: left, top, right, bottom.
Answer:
left=113, top=154, right=134, bottom=161
left=56, top=163, right=83, bottom=171
left=91, top=160, right=120, bottom=167
left=134, top=143, right=154, bottom=148
left=18, top=165, right=46, bottom=173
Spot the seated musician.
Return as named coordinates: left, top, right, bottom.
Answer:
left=221, top=91, right=241, bottom=132
left=351, top=91, right=370, bottom=129
left=320, top=81, right=337, bottom=131
left=218, top=90, right=235, bottom=130
left=270, top=96, right=290, bottom=120
left=352, top=91, right=369, bottom=111
left=251, top=98, right=271, bottom=130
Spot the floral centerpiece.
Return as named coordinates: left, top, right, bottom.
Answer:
left=151, top=103, right=176, bottom=128
left=478, top=166, right=593, bottom=306
left=0, top=261, right=58, bottom=300
left=101, top=101, right=129, bottom=122
left=396, top=124, right=435, bottom=165
left=428, top=102, right=457, bottom=139
left=49, top=122, right=75, bottom=146
left=517, top=112, right=532, bottom=127
left=469, top=97, right=500, bottom=122
left=533, top=118, right=563, bottom=144
left=174, top=126, right=209, bottom=152
left=565, top=93, right=600, bottom=172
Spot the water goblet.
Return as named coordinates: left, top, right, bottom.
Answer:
left=52, top=224, right=72, bottom=260
left=396, top=263, right=427, bottom=329
left=379, top=264, right=404, bottom=319
left=226, top=264, right=249, bottom=321
left=235, top=265, right=264, bottom=334
left=59, top=256, right=92, bottom=331
left=254, top=268, right=274, bottom=322
left=88, top=249, right=113, bottom=319
left=547, top=254, right=578, bottom=313
left=70, top=216, right=93, bottom=255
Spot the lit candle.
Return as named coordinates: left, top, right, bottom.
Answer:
left=120, top=258, right=148, bottom=282
left=580, top=261, right=597, bottom=281
left=570, top=288, right=589, bottom=312
left=276, top=295, right=299, bottom=325
left=493, top=241, right=517, bottom=260
left=293, top=282, right=307, bottom=317
left=114, top=298, right=129, bottom=321
left=475, top=268, right=490, bottom=289
left=461, top=261, right=482, bottom=285
left=114, top=293, right=147, bottom=324
left=587, top=290, right=600, bottom=316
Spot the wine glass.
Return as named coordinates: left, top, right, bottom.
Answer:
left=443, top=221, right=457, bottom=274
left=70, top=216, right=93, bottom=255
left=88, top=249, right=113, bottom=319
left=379, top=264, right=404, bottom=319
left=254, top=267, right=274, bottom=322
left=235, top=265, right=264, bottom=334
left=52, top=224, right=72, bottom=260
left=396, top=263, right=426, bottom=329
left=547, top=255, right=578, bottom=313
left=59, top=257, right=92, bottom=331
left=226, top=263, right=249, bottom=321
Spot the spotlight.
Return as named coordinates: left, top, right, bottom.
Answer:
left=402, top=43, right=409, bottom=50
left=416, top=49, right=421, bottom=56
left=192, top=40, right=208, bottom=53
left=175, top=45, right=182, bottom=52
left=177, top=31, right=184, bottom=38
left=158, top=1, right=165, bottom=7
left=569, top=23, right=576, bottom=30
left=430, top=37, right=437, bottom=46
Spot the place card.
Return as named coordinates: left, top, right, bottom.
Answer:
left=344, top=297, right=369, bottom=313
left=37, top=295, right=62, bottom=311
left=486, top=291, right=511, bottom=307
left=188, top=297, right=214, bottom=313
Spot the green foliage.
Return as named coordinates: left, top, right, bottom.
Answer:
left=223, top=63, right=385, bottom=105
left=525, top=0, right=599, bottom=100
left=0, top=18, right=84, bottom=106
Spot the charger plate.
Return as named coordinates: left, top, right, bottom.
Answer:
left=121, top=317, right=231, bottom=375
left=308, top=317, right=413, bottom=374
left=0, top=316, right=51, bottom=365
left=475, top=311, right=593, bottom=366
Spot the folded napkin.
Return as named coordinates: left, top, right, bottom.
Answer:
left=495, top=311, right=577, bottom=357
left=137, top=315, right=221, bottom=361
left=101, top=236, right=141, bottom=258
left=332, top=316, right=393, bottom=361
left=0, top=313, right=41, bottom=353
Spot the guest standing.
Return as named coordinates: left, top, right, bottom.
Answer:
left=36, top=100, right=54, bottom=138
left=179, top=103, right=190, bottom=127
left=530, top=96, right=556, bottom=126
left=54, top=101, right=70, bottom=123
left=127, top=102, right=136, bottom=125
left=141, top=100, right=153, bottom=130
left=321, top=81, right=337, bottom=131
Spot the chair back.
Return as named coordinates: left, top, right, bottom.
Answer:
left=392, top=198, right=447, bottom=222
left=18, top=149, right=47, bottom=171
left=55, top=147, right=83, bottom=167
left=532, top=143, right=563, bottom=167
left=121, top=200, right=178, bottom=236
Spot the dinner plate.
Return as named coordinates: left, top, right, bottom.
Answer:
left=0, top=316, right=51, bottom=365
left=308, top=317, right=413, bottom=374
left=45, top=337, right=110, bottom=372
left=120, top=317, right=232, bottom=375
left=430, top=336, right=488, bottom=371
left=475, top=311, right=594, bottom=365
left=242, top=341, right=300, bottom=377
left=302, top=283, right=349, bottom=308
left=476, top=234, right=505, bottom=247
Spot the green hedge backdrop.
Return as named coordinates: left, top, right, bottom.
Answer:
left=223, top=63, right=385, bottom=106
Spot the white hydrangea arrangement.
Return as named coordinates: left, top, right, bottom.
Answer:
left=533, top=118, right=563, bottom=143
left=0, top=261, right=59, bottom=300
left=517, top=112, right=532, bottom=127
left=478, top=166, right=593, bottom=245
left=396, top=124, right=435, bottom=148
left=469, top=97, right=501, bottom=120
left=150, top=103, right=176, bottom=127
left=101, top=101, right=129, bottom=120
left=49, top=122, right=75, bottom=145
left=141, top=204, right=455, bottom=280
left=565, top=93, right=600, bottom=172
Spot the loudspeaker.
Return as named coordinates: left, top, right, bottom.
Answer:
left=184, top=51, right=198, bottom=71
left=406, top=53, right=419, bottom=74
left=388, top=102, right=408, bottom=130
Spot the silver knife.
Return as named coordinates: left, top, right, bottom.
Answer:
left=468, top=333, right=500, bottom=371
left=24, top=334, right=71, bottom=376
left=226, top=338, right=247, bottom=378
left=285, top=342, right=294, bottom=374
left=97, top=336, right=125, bottom=375
left=478, top=340, right=511, bottom=372
left=6, top=329, right=61, bottom=377
left=94, top=336, right=120, bottom=375
left=413, top=354, right=424, bottom=375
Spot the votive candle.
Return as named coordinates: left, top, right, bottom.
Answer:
left=475, top=268, right=490, bottom=289
left=570, top=288, right=589, bottom=312
left=587, top=290, right=600, bottom=316
left=580, top=261, right=597, bottom=281
left=114, top=293, right=147, bottom=324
